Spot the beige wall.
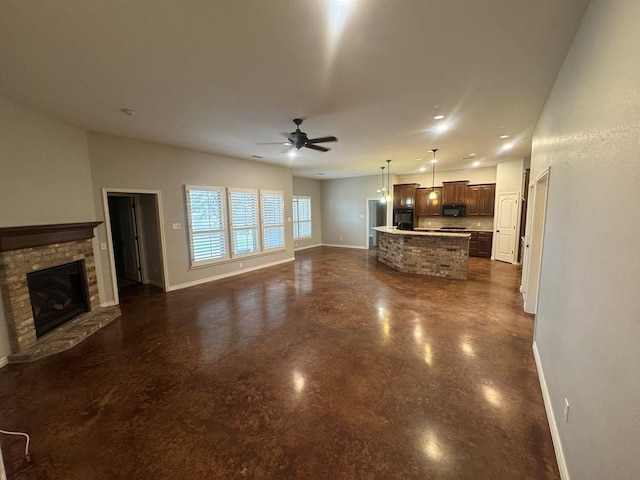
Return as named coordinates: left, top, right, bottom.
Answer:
left=0, top=97, right=97, bottom=358
left=87, top=133, right=294, bottom=303
left=292, top=177, right=322, bottom=250
left=528, top=1, right=640, bottom=477
left=321, top=175, right=385, bottom=248
left=397, top=166, right=496, bottom=186
left=496, top=158, right=524, bottom=195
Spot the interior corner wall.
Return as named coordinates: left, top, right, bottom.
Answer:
left=529, top=1, right=640, bottom=478
left=0, top=96, right=98, bottom=358
left=320, top=175, right=382, bottom=248
left=86, top=133, right=294, bottom=303
left=292, top=177, right=322, bottom=249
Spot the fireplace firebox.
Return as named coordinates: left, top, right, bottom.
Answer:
left=27, top=260, right=89, bottom=338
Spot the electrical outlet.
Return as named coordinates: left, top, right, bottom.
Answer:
left=100, top=242, right=107, bottom=250
left=239, top=262, right=243, bottom=268
left=171, top=223, right=181, bottom=230
left=563, top=398, right=570, bottom=422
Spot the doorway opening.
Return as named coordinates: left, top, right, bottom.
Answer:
left=367, top=199, right=387, bottom=249
left=523, top=169, right=550, bottom=315
left=104, top=189, right=168, bottom=303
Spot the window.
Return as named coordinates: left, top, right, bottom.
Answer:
left=185, top=186, right=228, bottom=266
left=228, top=189, right=259, bottom=256
left=293, top=196, right=312, bottom=239
left=261, top=190, right=285, bottom=251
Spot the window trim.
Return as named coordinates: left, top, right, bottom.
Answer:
left=185, top=185, right=230, bottom=268
left=260, top=189, right=286, bottom=252
left=293, top=196, right=312, bottom=239
left=228, top=187, right=261, bottom=259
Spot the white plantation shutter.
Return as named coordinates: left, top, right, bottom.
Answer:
left=261, top=191, right=285, bottom=250
left=186, top=186, right=228, bottom=266
left=229, top=189, right=259, bottom=256
left=293, top=196, right=312, bottom=239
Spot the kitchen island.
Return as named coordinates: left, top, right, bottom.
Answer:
left=373, top=226, right=470, bottom=279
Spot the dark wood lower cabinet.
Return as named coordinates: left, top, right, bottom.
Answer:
left=468, top=231, right=493, bottom=258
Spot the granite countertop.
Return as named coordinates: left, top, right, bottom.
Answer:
left=373, top=226, right=471, bottom=238
left=414, top=228, right=494, bottom=233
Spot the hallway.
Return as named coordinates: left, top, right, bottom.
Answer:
left=0, top=247, right=557, bottom=479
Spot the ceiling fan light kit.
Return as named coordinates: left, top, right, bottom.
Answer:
left=287, top=118, right=338, bottom=152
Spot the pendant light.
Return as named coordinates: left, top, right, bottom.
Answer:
left=378, top=166, right=386, bottom=203
left=386, top=159, right=391, bottom=203
left=428, top=149, right=438, bottom=200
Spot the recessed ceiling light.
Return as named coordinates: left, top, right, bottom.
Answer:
left=120, top=108, right=136, bottom=117
left=502, top=143, right=514, bottom=150
left=419, top=167, right=426, bottom=172
left=415, top=158, right=422, bottom=161
left=500, top=134, right=510, bottom=139
left=433, top=115, right=445, bottom=120
left=472, top=161, right=480, bottom=167
left=468, top=153, right=476, bottom=156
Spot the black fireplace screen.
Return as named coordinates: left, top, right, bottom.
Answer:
left=27, top=261, right=89, bottom=338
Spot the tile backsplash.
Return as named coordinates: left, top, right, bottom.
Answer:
left=417, top=216, right=494, bottom=230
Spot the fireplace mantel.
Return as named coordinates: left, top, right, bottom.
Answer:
left=0, top=221, right=102, bottom=252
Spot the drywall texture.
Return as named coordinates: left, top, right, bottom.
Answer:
left=292, top=177, right=322, bottom=249
left=0, top=97, right=98, bottom=359
left=496, top=158, right=524, bottom=195
left=321, top=175, right=383, bottom=248
left=87, top=133, right=294, bottom=303
left=529, top=1, right=640, bottom=478
left=397, top=166, right=496, bottom=186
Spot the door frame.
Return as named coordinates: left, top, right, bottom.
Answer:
left=365, top=198, right=387, bottom=248
left=493, top=191, right=520, bottom=263
left=523, top=168, right=550, bottom=315
left=102, top=188, right=169, bottom=305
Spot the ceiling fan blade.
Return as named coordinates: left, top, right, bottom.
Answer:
left=306, top=136, right=338, bottom=144
left=256, top=142, right=290, bottom=145
left=305, top=144, right=330, bottom=152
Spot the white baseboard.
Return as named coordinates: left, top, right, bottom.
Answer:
left=533, top=341, right=570, bottom=480
left=294, top=243, right=322, bottom=252
left=0, top=356, right=8, bottom=369
left=167, top=257, right=295, bottom=292
left=100, top=300, right=116, bottom=307
left=321, top=243, right=368, bottom=250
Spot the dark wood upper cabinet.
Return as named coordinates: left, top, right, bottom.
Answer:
left=416, top=187, right=442, bottom=216
left=393, top=183, right=419, bottom=209
left=466, top=183, right=496, bottom=216
left=442, top=181, right=468, bottom=204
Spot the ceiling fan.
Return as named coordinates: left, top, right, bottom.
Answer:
left=258, top=119, right=338, bottom=153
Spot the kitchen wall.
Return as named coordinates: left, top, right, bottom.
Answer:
left=0, top=97, right=98, bottom=360
left=397, top=166, right=496, bottom=186
left=87, top=133, right=294, bottom=303
left=528, top=0, right=640, bottom=477
left=417, top=216, right=494, bottom=231
left=292, top=177, right=322, bottom=250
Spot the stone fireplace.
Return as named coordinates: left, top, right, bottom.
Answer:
left=0, top=222, right=120, bottom=362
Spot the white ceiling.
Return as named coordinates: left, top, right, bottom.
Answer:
left=0, top=0, right=589, bottom=179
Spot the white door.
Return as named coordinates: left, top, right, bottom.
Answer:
left=495, top=193, right=519, bottom=263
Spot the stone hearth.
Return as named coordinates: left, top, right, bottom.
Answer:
left=0, top=222, right=120, bottom=362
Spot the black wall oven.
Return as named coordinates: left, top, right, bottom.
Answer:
left=393, top=208, right=414, bottom=230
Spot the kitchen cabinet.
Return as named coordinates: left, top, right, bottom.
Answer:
left=393, top=183, right=419, bottom=209
left=442, top=181, right=468, bottom=204
left=466, top=184, right=496, bottom=216
left=416, top=187, right=442, bottom=217
left=468, top=231, right=493, bottom=258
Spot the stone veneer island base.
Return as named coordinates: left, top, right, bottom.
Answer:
left=374, top=227, right=470, bottom=280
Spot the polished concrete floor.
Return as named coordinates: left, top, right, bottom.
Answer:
left=0, top=247, right=558, bottom=479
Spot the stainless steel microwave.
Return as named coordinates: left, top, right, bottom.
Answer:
left=442, top=204, right=466, bottom=217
